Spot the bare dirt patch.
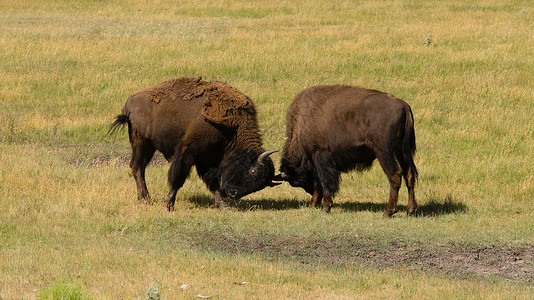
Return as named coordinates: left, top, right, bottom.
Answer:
left=187, top=232, right=534, bottom=283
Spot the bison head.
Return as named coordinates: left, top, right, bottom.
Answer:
left=220, top=149, right=279, bottom=200
left=276, top=156, right=315, bottom=195
left=196, top=82, right=279, bottom=200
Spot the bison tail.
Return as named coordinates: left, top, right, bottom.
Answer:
left=403, top=107, right=418, bottom=181
left=107, top=114, right=129, bottom=136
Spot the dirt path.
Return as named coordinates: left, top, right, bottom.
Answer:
left=190, top=232, right=534, bottom=283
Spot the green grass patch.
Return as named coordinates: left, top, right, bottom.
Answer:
left=39, top=280, right=93, bottom=300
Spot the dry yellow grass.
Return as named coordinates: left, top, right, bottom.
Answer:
left=1, top=0, right=533, bottom=298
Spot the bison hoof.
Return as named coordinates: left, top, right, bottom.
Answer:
left=308, top=199, right=323, bottom=208
left=216, top=201, right=231, bottom=211
left=165, top=203, right=175, bottom=212
left=320, top=206, right=332, bottom=214
left=138, top=196, right=151, bottom=205
left=382, top=211, right=394, bottom=218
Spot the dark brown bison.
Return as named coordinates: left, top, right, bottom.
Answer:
left=110, top=76, right=278, bottom=211
left=276, top=85, right=418, bottom=217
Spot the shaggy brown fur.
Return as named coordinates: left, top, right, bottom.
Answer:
left=110, top=77, right=278, bottom=211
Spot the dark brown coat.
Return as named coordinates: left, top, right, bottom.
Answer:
left=110, top=77, right=278, bottom=211
left=277, top=85, right=418, bottom=216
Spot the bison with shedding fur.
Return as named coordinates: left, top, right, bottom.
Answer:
left=276, top=85, right=418, bottom=217
left=110, top=77, right=278, bottom=211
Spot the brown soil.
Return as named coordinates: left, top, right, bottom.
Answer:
left=188, top=232, right=534, bottom=283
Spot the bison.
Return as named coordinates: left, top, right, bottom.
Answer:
left=276, top=85, right=418, bottom=217
left=110, top=76, right=278, bottom=211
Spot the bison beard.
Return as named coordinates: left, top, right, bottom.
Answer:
left=110, top=77, right=278, bottom=211
left=276, top=85, right=418, bottom=217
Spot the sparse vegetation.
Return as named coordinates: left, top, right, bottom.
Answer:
left=1, top=0, right=533, bottom=299
left=145, top=283, right=163, bottom=300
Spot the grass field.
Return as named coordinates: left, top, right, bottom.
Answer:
left=1, top=0, right=533, bottom=298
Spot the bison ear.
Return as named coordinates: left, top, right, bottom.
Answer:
left=202, top=86, right=254, bottom=128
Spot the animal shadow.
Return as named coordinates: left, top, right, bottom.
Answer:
left=187, top=194, right=304, bottom=211
left=415, top=194, right=467, bottom=216
left=187, top=193, right=466, bottom=216
left=339, top=193, right=466, bottom=217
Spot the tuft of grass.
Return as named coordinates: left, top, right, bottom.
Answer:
left=145, top=283, right=164, bottom=300
left=424, top=34, right=433, bottom=46
left=39, top=280, right=93, bottom=300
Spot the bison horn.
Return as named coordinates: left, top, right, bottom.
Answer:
left=257, top=150, right=278, bottom=166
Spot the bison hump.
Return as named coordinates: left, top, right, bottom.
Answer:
left=200, top=81, right=256, bottom=127
left=132, top=76, right=205, bottom=103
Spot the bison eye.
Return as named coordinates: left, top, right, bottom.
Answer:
left=250, top=168, right=257, bottom=176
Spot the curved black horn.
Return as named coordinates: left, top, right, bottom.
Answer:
left=257, top=150, right=278, bottom=166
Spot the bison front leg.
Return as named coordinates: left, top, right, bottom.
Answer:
left=309, top=181, right=323, bottom=208
left=213, top=190, right=231, bottom=210
left=310, top=188, right=323, bottom=208
left=312, top=151, right=340, bottom=214
left=165, top=154, right=193, bottom=212
left=321, top=195, right=334, bottom=214
left=164, top=189, right=178, bottom=212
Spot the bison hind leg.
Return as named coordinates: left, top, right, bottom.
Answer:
left=395, top=147, right=418, bottom=215
left=376, top=153, right=402, bottom=218
left=129, top=128, right=156, bottom=204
